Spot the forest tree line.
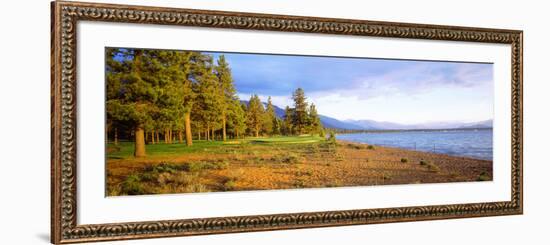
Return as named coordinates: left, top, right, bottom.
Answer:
left=106, top=48, right=323, bottom=157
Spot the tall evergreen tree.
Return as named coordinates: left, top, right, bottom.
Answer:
left=214, top=55, right=237, bottom=141
left=193, top=55, right=223, bottom=141
left=105, top=48, right=126, bottom=145
left=228, top=100, right=247, bottom=139
left=283, top=106, right=294, bottom=135
left=264, top=96, right=277, bottom=135
left=179, top=51, right=201, bottom=146
left=308, top=103, right=322, bottom=136
left=105, top=48, right=162, bottom=157
left=247, top=95, right=264, bottom=137
left=292, top=88, right=308, bottom=135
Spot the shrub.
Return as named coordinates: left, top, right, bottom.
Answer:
left=173, top=172, right=195, bottom=185
left=157, top=172, right=173, bottom=185
left=226, top=169, right=244, bottom=182
left=223, top=180, right=236, bottom=191
left=296, top=168, right=314, bottom=177
left=367, top=145, right=375, bottom=150
left=400, top=158, right=408, bottom=163
left=308, top=145, right=320, bottom=154
left=150, top=162, right=179, bottom=174
left=319, top=130, right=326, bottom=138
left=180, top=161, right=228, bottom=172
left=427, top=163, right=440, bottom=172
left=182, top=162, right=204, bottom=172
left=121, top=174, right=145, bottom=195
left=347, top=143, right=364, bottom=150
left=282, top=153, right=303, bottom=164
left=334, top=152, right=345, bottom=161
left=477, top=171, right=491, bottom=181
left=203, top=160, right=230, bottom=170
left=220, top=169, right=243, bottom=191
left=107, top=185, right=122, bottom=196
left=293, top=179, right=306, bottom=188
left=325, top=179, right=343, bottom=187
left=254, top=156, right=264, bottom=163
left=139, top=171, right=157, bottom=182
left=327, top=131, right=337, bottom=145
left=419, top=160, right=428, bottom=166
left=186, top=183, right=209, bottom=193
left=382, top=173, right=392, bottom=180
left=215, top=160, right=230, bottom=169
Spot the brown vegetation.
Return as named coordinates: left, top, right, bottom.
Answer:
left=106, top=139, right=492, bottom=196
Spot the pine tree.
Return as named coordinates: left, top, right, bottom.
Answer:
left=179, top=51, right=201, bottom=146
left=193, top=55, right=223, bottom=141
left=308, top=103, right=322, bottom=136
left=264, top=96, right=277, bottom=135
left=105, top=48, right=124, bottom=146
left=292, top=88, right=308, bottom=135
left=215, top=55, right=237, bottom=141
left=283, top=106, right=294, bottom=135
left=228, top=100, right=247, bottom=139
left=247, top=95, right=264, bottom=137
left=105, top=48, right=163, bottom=157
left=273, top=118, right=282, bottom=135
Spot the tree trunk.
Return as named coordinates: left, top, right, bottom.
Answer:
left=134, top=126, right=146, bottom=157
left=211, top=128, right=215, bottom=141
left=172, top=129, right=176, bottom=144
left=178, top=130, right=183, bottom=144
left=145, top=130, right=148, bottom=144
left=156, top=130, right=160, bottom=144
left=255, top=126, right=259, bottom=138
left=222, top=114, right=227, bottom=141
left=164, top=129, right=169, bottom=144
left=198, top=130, right=201, bottom=141
left=151, top=129, right=155, bottom=144
left=114, top=128, right=118, bottom=145
left=206, top=125, right=210, bottom=141
left=184, top=112, right=193, bottom=146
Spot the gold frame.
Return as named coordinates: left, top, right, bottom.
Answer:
left=51, top=1, right=523, bottom=243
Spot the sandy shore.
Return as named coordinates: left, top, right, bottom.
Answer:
left=106, top=140, right=493, bottom=195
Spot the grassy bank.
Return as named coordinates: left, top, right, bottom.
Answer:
left=106, top=136, right=492, bottom=196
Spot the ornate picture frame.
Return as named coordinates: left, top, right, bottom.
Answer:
left=51, top=0, right=523, bottom=243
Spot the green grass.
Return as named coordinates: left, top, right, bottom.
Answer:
left=250, top=136, right=323, bottom=144
left=107, top=140, right=227, bottom=159
left=107, top=136, right=324, bottom=160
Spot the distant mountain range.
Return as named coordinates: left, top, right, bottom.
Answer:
left=241, top=100, right=492, bottom=130
left=343, top=119, right=493, bottom=130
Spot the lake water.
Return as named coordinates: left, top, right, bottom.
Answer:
left=336, top=129, right=493, bottom=160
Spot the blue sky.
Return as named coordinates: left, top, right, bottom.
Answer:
left=208, top=52, right=494, bottom=124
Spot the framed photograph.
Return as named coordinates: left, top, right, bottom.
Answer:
left=51, top=0, right=523, bottom=243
